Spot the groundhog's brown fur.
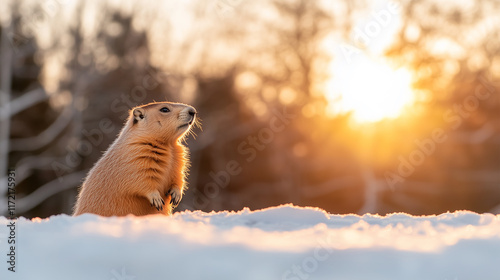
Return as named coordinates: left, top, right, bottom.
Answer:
left=73, top=102, right=197, bottom=216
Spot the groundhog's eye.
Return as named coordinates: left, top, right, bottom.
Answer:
left=160, top=107, right=170, bottom=113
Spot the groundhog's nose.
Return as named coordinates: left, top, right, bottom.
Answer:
left=188, top=109, right=196, bottom=117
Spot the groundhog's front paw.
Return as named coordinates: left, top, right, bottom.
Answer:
left=146, top=191, right=165, bottom=211
left=166, top=187, right=182, bottom=207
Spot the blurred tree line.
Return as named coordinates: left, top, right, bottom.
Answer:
left=0, top=0, right=499, bottom=218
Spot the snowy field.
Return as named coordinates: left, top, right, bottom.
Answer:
left=1, top=205, right=500, bottom=280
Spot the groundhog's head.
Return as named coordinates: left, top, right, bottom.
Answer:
left=129, top=102, right=197, bottom=142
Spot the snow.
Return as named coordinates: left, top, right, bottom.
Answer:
left=1, top=205, right=500, bottom=280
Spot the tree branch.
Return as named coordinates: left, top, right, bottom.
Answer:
left=15, top=156, right=64, bottom=184
left=0, top=20, right=13, bottom=194
left=8, top=103, right=74, bottom=151
left=14, top=169, right=88, bottom=214
left=0, top=87, right=48, bottom=120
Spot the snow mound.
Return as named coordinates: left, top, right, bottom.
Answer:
left=1, top=204, right=499, bottom=280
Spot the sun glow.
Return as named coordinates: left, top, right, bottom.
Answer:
left=326, top=54, right=415, bottom=123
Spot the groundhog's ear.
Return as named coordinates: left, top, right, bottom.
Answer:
left=133, top=108, right=145, bottom=124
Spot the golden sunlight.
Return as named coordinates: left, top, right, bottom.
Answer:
left=326, top=54, right=414, bottom=123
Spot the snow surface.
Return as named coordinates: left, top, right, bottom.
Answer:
left=1, top=205, right=500, bottom=280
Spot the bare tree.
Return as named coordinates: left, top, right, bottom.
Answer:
left=0, top=22, right=13, bottom=204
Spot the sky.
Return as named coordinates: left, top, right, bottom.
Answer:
left=324, top=0, right=415, bottom=123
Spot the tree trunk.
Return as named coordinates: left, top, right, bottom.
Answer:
left=0, top=22, right=13, bottom=195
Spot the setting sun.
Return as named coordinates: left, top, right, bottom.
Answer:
left=326, top=54, right=415, bottom=123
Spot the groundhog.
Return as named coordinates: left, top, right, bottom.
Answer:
left=73, top=101, right=197, bottom=216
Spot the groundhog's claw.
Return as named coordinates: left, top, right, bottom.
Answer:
left=167, top=188, right=182, bottom=207
left=147, top=191, right=164, bottom=211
